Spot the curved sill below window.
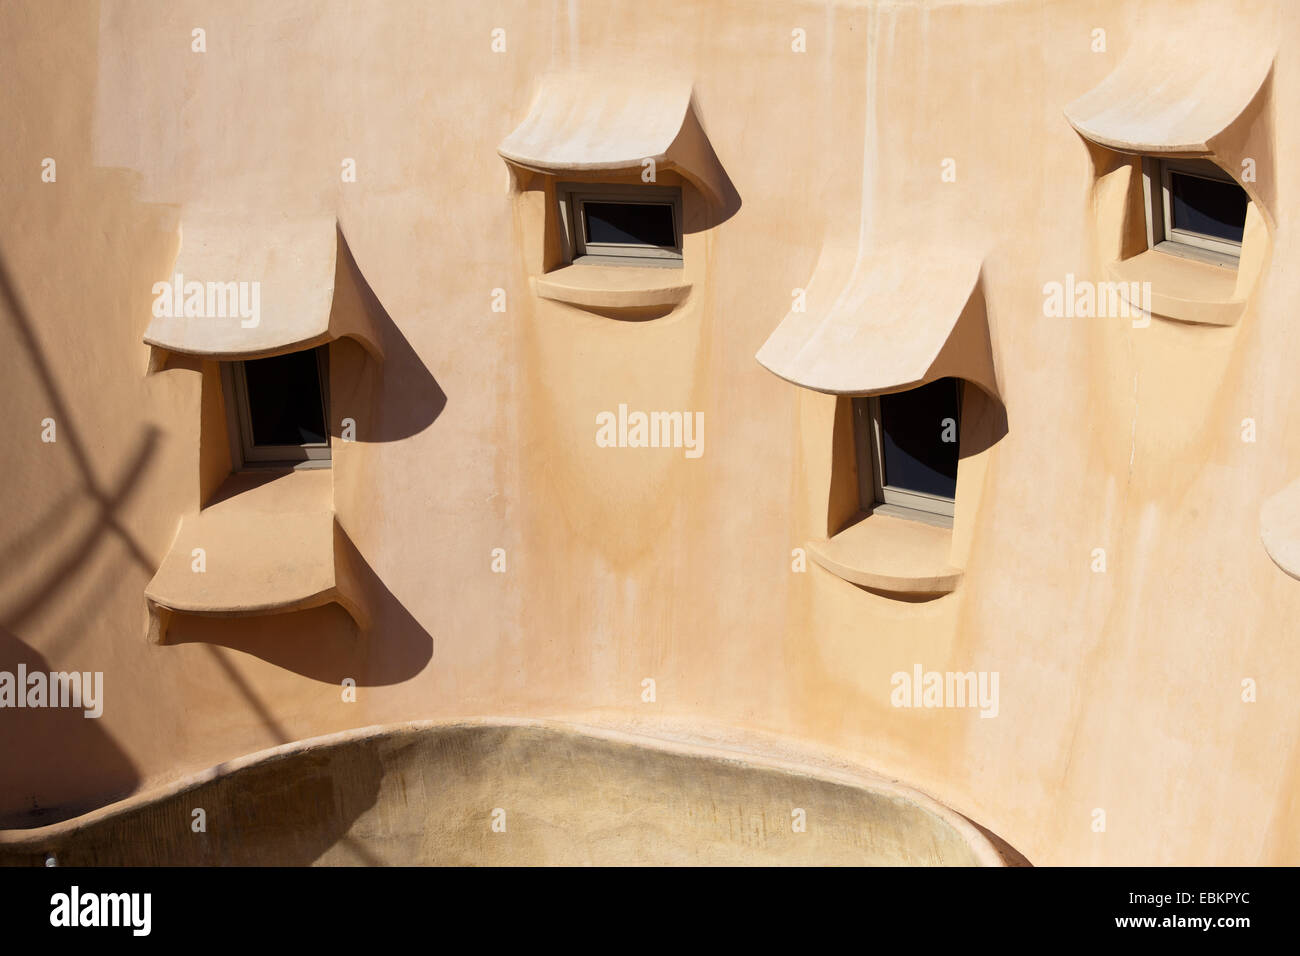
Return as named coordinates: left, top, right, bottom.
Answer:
left=533, top=263, right=691, bottom=313
left=807, top=512, right=962, bottom=599
left=1106, top=250, right=1242, bottom=327
left=144, top=470, right=368, bottom=643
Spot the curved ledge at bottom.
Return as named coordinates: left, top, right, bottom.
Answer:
left=145, top=585, right=367, bottom=645
left=144, top=471, right=369, bottom=643
left=808, top=513, right=962, bottom=598
left=0, top=718, right=1005, bottom=866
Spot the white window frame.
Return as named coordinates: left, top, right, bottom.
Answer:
left=1143, top=157, right=1245, bottom=267
left=221, top=346, right=331, bottom=469
left=852, top=383, right=962, bottom=525
left=556, top=182, right=683, bottom=266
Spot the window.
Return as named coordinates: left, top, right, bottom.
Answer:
left=853, top=377, right=962, bottom=522
left=225, top=346, right=330, bottom=467
left=1145, top=158, right=1249, bottom=266
left=557, top=183, right=682, bottom=265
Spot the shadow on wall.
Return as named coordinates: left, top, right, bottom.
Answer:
left=680, top=96, right=743, bottom=233
left=0, top=2, right=190, bottom=825
left=0, top=236, right=165, bottom=828
left=331, top=227, right=447, bottom=443
left=0, top=249, right=164, bottom=639
left=163, top=540, right=434, bottom=687
left=0, top=629, right=140, bottom=829
left=0, top=730, right=389, bottom=866
left=960, top=382, right=1009, bottom=460
left=965, top=816, right=1033, bottom=867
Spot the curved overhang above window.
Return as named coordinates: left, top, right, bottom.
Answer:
left=497, top=73, right=729, bottom=205
left=1064, top=42, right=1273, bottom=156
left=755, top=244, right=998, bottom=401
left=143, top=215, right=384, bottom=362
left=1064, top=36, right=1275, bottom=227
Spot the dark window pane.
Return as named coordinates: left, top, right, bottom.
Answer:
left=583, top=201, right=676, bottom=248
left=1170, top=172, right=1247, bottom=243
left=879, top=378, right=961, bottom=499
left=242, top=350, right=326, bottom=446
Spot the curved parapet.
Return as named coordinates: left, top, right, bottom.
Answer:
left=0, top=719, right=1010, bottom=866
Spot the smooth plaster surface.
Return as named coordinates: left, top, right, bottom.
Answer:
left=2, top=0, right=1298, bottom=866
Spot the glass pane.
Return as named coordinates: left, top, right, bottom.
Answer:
left=582, top=201, right=676, bottom=248
left=1169, top=172, right=1247, bottom=243
left=879, top=378, right=961, bottom=499
left=242, top=350, right=327, bottom=446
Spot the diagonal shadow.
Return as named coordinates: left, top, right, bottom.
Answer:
left=332, top=226, right=447, bottom=442
left=0, top=425, right=159, bottom=633
left=0, top=628, right=140, bottom=829
left=0, top=249, right=157, bottom=570
left=0, top=248, right=160, bottom=638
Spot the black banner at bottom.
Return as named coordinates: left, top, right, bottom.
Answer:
left=0, top=865, right=1280, bottom=943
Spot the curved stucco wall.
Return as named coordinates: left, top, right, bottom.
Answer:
left=0, top=721, right=1002, bottom=866
left=1, top=0, right=1298, bottom=866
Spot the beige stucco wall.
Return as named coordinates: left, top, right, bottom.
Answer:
left=1, top=0, right=1297, bottom=865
